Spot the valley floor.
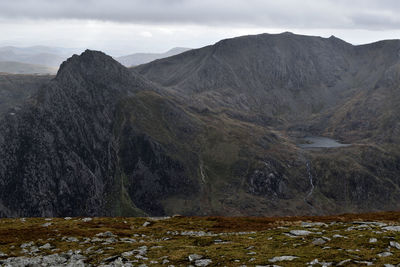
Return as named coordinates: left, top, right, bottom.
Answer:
left=0, top=212, right=400, bottom=266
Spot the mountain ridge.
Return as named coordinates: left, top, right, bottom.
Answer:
left=0, top=33, right=400, bottom=217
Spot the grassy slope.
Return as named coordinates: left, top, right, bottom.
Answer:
left=109, top=90, right=308, bottom=216
left=105, top=89, right=400, bottom=217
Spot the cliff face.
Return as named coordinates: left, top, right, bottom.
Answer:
left=0, top=50, right=200, bottom=217
left=1, top=33, right=400, bottom=217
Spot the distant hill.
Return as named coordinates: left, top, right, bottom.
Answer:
left=0, top=48, right=66, bottom=67
left=0, top=45, right=85, bottom=69
left=0, top=45, right=79, bottom=56
left=0, top=45, right=191, bottom=72
left=0, top=61, right=57, bottom=74
left=116, top=47, right=191, bottom=67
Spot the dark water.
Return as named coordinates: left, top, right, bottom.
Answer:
left=298, top=136, right=350, bottom=148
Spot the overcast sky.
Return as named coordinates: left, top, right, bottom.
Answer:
left=0, top=0, right=399, bottom=56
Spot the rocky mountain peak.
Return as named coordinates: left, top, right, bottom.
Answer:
left=55, top=49, right=130, bottom=84
left=54, top=49, right=152, bottom=96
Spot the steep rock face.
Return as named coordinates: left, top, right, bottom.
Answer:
left=247, top=159, right=289, bottom=199
left=0, top=50, right=198, bottom=217
left=119, top=130, right=198, bottom=215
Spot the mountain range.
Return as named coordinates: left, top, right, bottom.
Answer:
left=0, top=46, right=191, bottom=74
left=0, top=32, right=399, bottom=217
left=116, top=47, right=191, bottom=67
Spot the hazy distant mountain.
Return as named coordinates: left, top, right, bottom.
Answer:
left=0, top=45, right=79, bottom=56
left=116, top=47, right=191, bottom=67
left=0, top=45, right=191, bottom=73
left=0, top=50, right=64, bottom=67
left=0, top=45, right=83, bottom=68
left=0, top=61, right=57, bottom=74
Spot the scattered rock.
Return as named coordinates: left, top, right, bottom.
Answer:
left=289, top=230, right=312, bottom=236
left=312, top=238, right=326, bottom=245
left=20, top=241, right=34, bottom=248
left=269, top=256, right=298, bottom=262
left=96, top=231, right=115, bottom=237
left=390, top=241, right=400, bottom=249
left=188, top=254, right=203, bottom=261
left=136, top=246, right=148, bottom=255
left=301, top=222, right=327, bottom=228
left=30, top=246, right=38, bottom=252
left=81, top=218, right=92, bottom=222
left=143, top=221, right=151, bottom=227
left=102, top=255, right=120, bottom=262
left=194, top=259, right=212, bottom=266
left=332, top=234, right=347, bottom=238
left=41, top=222, right=52, bottom=227
left=63, top=237, right=79, bottom=242
left=346, top=224, right=371, bottom=231
left=121, top=250, right=135, bottom=257
left=356, top=221, right=387, bottom=227
left=382, top=226, right=400, bottom=232
left=337, top=259, right=351, bottom=266
left=120, top=237, right=136, bottom=243
left=39, top=243, right=53, bottom=249
left=0, top=250, right=85, bottom=266
left=308, top=258, right=332, bottom=266
left=369, top=238, right=377, bottom=243
left=377, top=251, right=393, bottom=257
left=354, top=260, right=373, bottom=266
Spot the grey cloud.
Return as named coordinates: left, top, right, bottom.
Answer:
left=0, top=0, right=400, bottom=29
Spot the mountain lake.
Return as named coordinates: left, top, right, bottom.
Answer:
left=298, top=136, right=351, bottom=148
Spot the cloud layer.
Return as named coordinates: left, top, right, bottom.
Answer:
left=1, top=0, right=399, bottom=30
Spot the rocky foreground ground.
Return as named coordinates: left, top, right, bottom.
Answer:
left=0, top=213, right=400, bottom=266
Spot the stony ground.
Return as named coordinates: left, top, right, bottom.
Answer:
left=0, top=212, right=400, bottom=266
